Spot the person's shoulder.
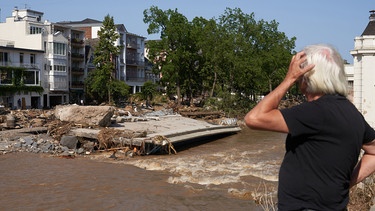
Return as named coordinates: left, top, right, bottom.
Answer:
left=315, top=94, right=349, bottom=103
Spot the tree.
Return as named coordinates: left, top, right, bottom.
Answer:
left=215, top=8, right=296, bottom=99
left=141, top=80, right=157, bottom=102
left=144, top=6, right=296, bottom=113
left=144, top=6, right=196, bottom=105
left=85, top=14, right=129, bottom=104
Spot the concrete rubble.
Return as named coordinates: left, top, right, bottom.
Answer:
left=54, top=105, right=115, bottom=127
left=0, top=104, right=242, bottom=158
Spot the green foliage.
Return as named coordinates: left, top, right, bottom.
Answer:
left=0, top=66, right=44, bottom=94
left=85, top=14, right=129, bottom=104
left=111, top=79, right=130, bottom=102
left=153, top=94, right=168, bottom=104
left=142, top=81, right=157, bottom=101
left=143, top=7, right=296, bottom=113
left=0, top=85, right=44, bottom=94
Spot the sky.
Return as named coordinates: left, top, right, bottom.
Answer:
left=0, top=0, right=374, bottom=63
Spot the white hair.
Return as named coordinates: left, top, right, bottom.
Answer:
left=302, top=44, right=348, bottom=96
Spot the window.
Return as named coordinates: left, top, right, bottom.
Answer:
left=54, top=65, right=66, bottom=72
left=72, top=32, right=80, bottom=39
left=53, top=43, right=66, bottom=55
left=0, top=52, right=9, bottom=65
left=30, top=54, right=35, bottom=64
left=0, top=69, right=12, bottom=84
left=29, top=26, right=43, bottom=34
left=24, top=70, right=39, bottom=85
left=20, top=53, right=24, bottom=64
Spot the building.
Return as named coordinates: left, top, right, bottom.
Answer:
left=58, top=18, right=147, bottom=94
left=0, top=7, right=74, bottom=108
left=350, top=10, right=375, bottom=127
left=344, top=64, right=354, bottom=102
left=0, top=7, right=154, bottom=109
left=0, top=43, right=44, bottom=109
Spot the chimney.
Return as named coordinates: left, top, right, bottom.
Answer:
left=370, top=10, right=375, bottom=22
left=13, top=6, right=19, bottom=20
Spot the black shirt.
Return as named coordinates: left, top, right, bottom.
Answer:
left=279, top=95, right=375, bottom=210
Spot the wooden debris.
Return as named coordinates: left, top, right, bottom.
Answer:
left=152, top=135, right=177, bottom=155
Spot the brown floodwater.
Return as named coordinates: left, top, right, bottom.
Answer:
left=0, top=128, right=286, bottom=210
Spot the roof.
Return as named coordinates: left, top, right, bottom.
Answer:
left=0, top=46, right=44, bottom=53
left=362, top=21, right=375, bottom=36
left=57, top=18, right=102, bottom=25
left=116, top=24, right=127, bottom=33
left=362, top=10, right=375, bottom=36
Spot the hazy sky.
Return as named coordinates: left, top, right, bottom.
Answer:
left=0, top=0, right=373, bottom=63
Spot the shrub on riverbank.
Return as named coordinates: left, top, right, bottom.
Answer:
left=348, top=174, right=375, bottom=210
left=252, top=174, right=375, bottom=210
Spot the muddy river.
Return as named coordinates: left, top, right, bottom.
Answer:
left=0, top=128, right=286, bottom=210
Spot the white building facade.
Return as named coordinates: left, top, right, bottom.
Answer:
left=0, top=8, right=94, bottom=107
left=350, top=10, right=375, bottom=127
left=0, top=45, right=44, bottom=109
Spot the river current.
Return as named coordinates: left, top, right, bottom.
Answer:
left=0, top=128, right=286, bottom=210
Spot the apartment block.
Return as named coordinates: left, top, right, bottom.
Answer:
left=0, top=44, right=44, bottom=109
left=58, top=18, right=147, bottom=94
left=0, top=7, right=155, bottom=109
left=0, top=7, right=74, bottom=108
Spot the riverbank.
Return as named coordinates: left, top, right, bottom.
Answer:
left=0, top=103, right=374, bottom=210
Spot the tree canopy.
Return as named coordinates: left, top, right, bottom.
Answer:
left=85, top=14, right=129, bottom=104
left=143, top=7, right=296, bottom=112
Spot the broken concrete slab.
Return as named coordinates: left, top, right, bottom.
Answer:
left=60, top=135, right=79, bottom=149
left=54, top=105, right=115, bottom=127
left=69, top=115, right=241, bottom=146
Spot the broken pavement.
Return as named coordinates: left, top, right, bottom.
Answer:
left=0, top=104, right=241, bottom=157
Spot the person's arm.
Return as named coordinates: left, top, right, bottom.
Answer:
left=244, top=51, right=314, bottom=133
left=350, top=140, right=375, bottom=188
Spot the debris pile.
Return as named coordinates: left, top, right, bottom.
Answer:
left=0, top=105, right=156, bottom=156
left=0, top=103, right=241, bottom=157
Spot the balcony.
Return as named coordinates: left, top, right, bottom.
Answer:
left=126, top=42, right=139, bottom=49
left=49, top=81, right=69, bottom=91
left=126, top=76, right=146, bottom=82
left=71, top=67, right=84, bottom=74
left=126, top=59, right=144, bottom=66
left=71, top=38, right=84, bottom=46
left=71, top=53, right=84, bottom=61
left=0, top=62, right=40, bottom=69
left=71, top=81, right=84, bottom=89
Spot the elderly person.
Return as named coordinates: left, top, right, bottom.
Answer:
left=245, top=44, right=375, bottom=210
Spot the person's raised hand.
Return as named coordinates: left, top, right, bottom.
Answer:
left=285, top=51, right=315, bottom=83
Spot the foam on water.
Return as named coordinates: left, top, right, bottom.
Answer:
left=124, top=146, right=281, bottom=187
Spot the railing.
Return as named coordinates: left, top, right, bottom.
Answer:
left=71, top=38, right=84, bottom=45
left=0, top=62, right=40, bottom=69
left=71, top=67, right=84, bottom=73
left=126, top=43, right=140, bottom=49
left=71, top=53, right=84, bottom=58
left=71, top=81, right=84, bottom=88
left=49, top=82, right=69, bottom=91
left=126, top=77, right=146, bottom=82
left=126, top=59, right=144, bottom=66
